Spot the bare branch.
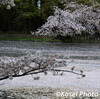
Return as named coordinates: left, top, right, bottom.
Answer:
left=50, top=69, right=84, bottom=76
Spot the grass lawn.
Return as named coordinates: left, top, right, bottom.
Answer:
left=0, top=38, right=61, bottom=42
left=0, top=38, right=100, bottom=43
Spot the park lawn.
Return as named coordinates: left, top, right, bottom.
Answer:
left=0, top=37, right=100, bottom=43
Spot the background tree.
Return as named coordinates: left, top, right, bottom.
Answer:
left=32, top=2, right=100, bottom=38
left=0, top=0, right=63, bottom=33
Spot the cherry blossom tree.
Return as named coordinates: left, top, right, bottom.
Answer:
left=32, top=2, right=100, bottom=37
left=0, top=51, right=85, bottom=81
left=0, top=0, right=15, bottom=9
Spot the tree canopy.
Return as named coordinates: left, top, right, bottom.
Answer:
left=0, top=0, right=63, bottom=33
left=32, top=1, right=100, bottom=37
left=0, top=0, right=100, bottom=35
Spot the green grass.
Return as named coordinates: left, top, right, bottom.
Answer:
left=0, top=38, right=61, bottom=42
left=0, top=37, right=100, bottom=43
left=20, top=38, right=61, bottom=42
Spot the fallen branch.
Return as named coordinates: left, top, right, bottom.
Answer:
left=0, top=51, right=86, bottom=81
left=0, top=67, right=85, bottom=81
left=50, top=69, right=84, bottom=76
left=0, top=67, right=46, bottom=81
